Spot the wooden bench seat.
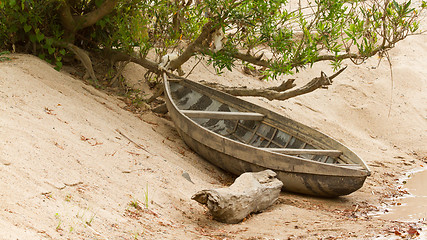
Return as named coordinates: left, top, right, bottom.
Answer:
left=181, top=110, right=265, bottom=121
left=261, top=148, right=343, bottom=158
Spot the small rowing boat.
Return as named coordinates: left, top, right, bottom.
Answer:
left=163, top=73, right=371, bottom=197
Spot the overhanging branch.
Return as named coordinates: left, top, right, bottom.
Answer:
left=168, top=21, right=218, bottom=71
left=202, top=67, right=347, bottom=101
left=58, top=0, right=118, bottom=39
left=75, top=0, right=119, bottom=29
left=231, top=52, right=271, bottom=68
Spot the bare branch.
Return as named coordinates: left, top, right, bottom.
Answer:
left=105, top=49, right=160, bottom=74
left=203, top=67, right=347, bottom=101
left=200, top=78, right=296, bottom=99
left=231, top=52, right=271, bottom=68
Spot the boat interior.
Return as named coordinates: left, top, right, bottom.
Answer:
left=169, top=81, right=348, bottom=165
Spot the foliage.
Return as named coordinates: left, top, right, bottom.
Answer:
left=0, top=51, right=10, bottom=62
left=0, top=0, right=65, bottom=69
left=0, top=0, right=425, bottom=79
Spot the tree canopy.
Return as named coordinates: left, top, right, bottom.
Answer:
left=1, top=0, right=425, bottom=100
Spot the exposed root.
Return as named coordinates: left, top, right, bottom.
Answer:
left=65, top=43, right=98, bottom=85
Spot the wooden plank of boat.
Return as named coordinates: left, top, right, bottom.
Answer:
left=261, top=148, right=342, bottom=158
left=167, top=78, right=183, bottom=82
left=335, top=164, right=365, bottom=170
left=181, top=110, right=265, bottom=121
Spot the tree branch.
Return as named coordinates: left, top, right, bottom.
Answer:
left=74, top=0, right=119, bottom=29
left=229, top=43, right=393, bottom=71
left=231, top=51, right=271, bottom=68
left=203, top=67, right=346, bottom=101
left=168, top=21, right=218, bottom=71
left=105, top=49, right=160, bottom=74
left=57, top=2, right=76, bottom=39
left=58, top=0, right=118, bottom=41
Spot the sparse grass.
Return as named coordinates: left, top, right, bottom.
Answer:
left=85, top=213, right=96, bottom=226
left=130, top=199, right=140, bottom=210
left=129, top=185, right=149, bottom=210
left=122, top=88, right=150, bottom=112
left=77, top=207, right=97, bottom=227
left=131, top=228, right=145, bottom=239
left=143, top=183, right=149, bottom=209
left=55, top=213, right=62, bottom=231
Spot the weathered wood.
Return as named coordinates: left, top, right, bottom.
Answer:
left=192, top=170, right=283, bottom=224
left=181, top=110, right=265, bottom=121
left=151, top=103, right=168, bottom=114
left=335, top=164, right=365, bottom=170
left=167, top=78, right=182, bottom=82
left=199, top=67, right=347, bottom=101
left=262, top=148, right=342, bottom=158
left=163, top=74, right=371, bottom=197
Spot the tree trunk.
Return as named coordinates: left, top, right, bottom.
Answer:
left=57, top=0, right=119, bottom=42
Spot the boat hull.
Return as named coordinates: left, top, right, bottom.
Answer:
left=163, top=75, right=370, bottom=197
left=170, top=106, right=366, bottom=197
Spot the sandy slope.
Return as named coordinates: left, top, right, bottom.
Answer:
left=0, top=31, right=426, bottom=239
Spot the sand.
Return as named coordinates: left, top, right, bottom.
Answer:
left=0, top=26, right=426, bottom=240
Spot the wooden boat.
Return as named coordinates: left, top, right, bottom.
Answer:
left=163, top=73, right=371, bottom=197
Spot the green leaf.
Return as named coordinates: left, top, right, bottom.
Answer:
left=36, top=32, right=44, bottom=42
left=59, top=49, right=66, bottom=55
left=54, top=61, right=63, bottom=71
left=95, top=0, right=103, bottom=7
left=29, top=34, right=37, bottom=43
left=45, top=38, right=53, bottom=46
left=98, top=19, right=106, bottom=28
left=48, top=47, right=55, bottom=55
left=0, top=51, right=11, bottom=62
left=9, top=25, right=18, bottom=33
left=24, top=24, right=32, bottom=33
left=19, top=15, right=27, bottom=24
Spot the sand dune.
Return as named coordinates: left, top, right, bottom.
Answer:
left=0, top=29, right=426, bottom=239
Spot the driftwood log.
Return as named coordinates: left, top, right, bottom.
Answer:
left=192, top=170, right=283, bottom=224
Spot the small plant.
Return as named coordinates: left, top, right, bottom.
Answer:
left=129, top=198, right=141, bottom=210
left=132, top=229, right=145, bottom=239
left=55, top=213, right=62, bottom=231
left=0, top=51, right=10, bottom=62
left=143, top=183, right=149, bottom=209
left=85, top=213, right=96, bottom=226
left=76, top=207, right=97, bottom=226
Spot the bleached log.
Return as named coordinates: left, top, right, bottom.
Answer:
left=192, top=170, right=283, bottom=224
